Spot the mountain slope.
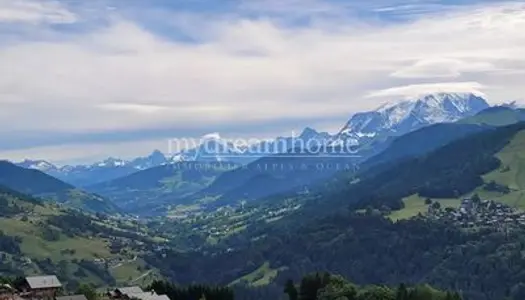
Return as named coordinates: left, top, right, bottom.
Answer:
left=0, top=188, right=160, bottom=287
left=459, top=106, right=525, bottom=126
left=316, top=122, right=525, bottom=214
left=0, top=161, right=118, bottom=213
left=359, top=123, right=491, bottom=172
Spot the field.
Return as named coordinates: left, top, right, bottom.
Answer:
left=229, top=262, right=286, bottom=287
left=388, top=195, right=460, bottom=221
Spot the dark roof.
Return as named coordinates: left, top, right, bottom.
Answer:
left=25, top=276, right=62, bottom=289
left=56, top=295, right=88, bottom=300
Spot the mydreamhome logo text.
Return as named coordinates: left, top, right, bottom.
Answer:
left=166, top=132, right=362, bottom=160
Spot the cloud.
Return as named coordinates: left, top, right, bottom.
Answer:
left=391, top=58, right=495, bottom=78
left=366, top=82, right=487, bottom=98
left=0, top=0, right=524, bottom=162
left=98, top=103, right=168, bottom=114
left=0, top=0, right=77, bottom=24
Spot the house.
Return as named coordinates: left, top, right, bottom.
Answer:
left=56, top=295, right=88, bottom=300
left=20, top=276, right=62, bottom=300
left=0, top=284, right=15, bottom=300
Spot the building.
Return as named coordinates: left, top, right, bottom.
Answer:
left=20, top=276, right=62, bottom=300
left=0, top=284, right=15, bottom=300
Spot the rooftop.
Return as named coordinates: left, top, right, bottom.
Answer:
left=116, top=287, right=144, bottom=295
left=25, top=276, right=62, bottom=289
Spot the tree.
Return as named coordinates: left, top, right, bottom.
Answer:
left=396, top=283, right=408, bottom=300
left=471, top=193, right=481, bottom=204
left=424, top=198, right=432, bottom=205
left=76, top=284, right=98, bottom=300
left=284, top=279, right=298, bottom=300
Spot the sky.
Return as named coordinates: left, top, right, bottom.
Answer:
left=0, top=0, right=524, bottom=164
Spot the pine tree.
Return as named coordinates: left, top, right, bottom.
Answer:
left=284, top=279, right=298, bottom=300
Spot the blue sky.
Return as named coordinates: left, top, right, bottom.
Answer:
left=0, top=0, right=524, bottom=164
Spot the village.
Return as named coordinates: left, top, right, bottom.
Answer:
left=426, top=195, right=525, bottom=229
left=1, top=275, right=167, bottom=300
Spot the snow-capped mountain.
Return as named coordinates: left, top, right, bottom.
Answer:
left=15, top=93, right=488, bottom=186
left=16, top=159, right=58, bottom=172
left=332, top=92, right=490, bottom=147
left=15, top=150, right=170, bottom=187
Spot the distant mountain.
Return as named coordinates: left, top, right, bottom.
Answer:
left=16, top=159, right=57, bottom=172
left=16, top=128, right=333, bottom=187
left=197, top=93, right=491, bottom=206
left=331, top=92, right=489, bottom=147
left=16, top=150, right=170, bottom=187
left=172, top=128, right=333, bottom=165
left=0, top=160, right=118, bottom=213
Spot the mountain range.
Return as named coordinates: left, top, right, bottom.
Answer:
left=14, top=92, right=490, bottom=190
left=8, top=92, right=525, bottom=299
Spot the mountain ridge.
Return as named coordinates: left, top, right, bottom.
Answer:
left=0, top=160, right=118, bottom=213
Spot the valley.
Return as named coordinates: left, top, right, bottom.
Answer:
left=4, top=95, right=525, bottom=300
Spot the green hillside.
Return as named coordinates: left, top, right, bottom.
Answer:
left=391, top=128, right=525, bottom=219
left=0, top=188, right=160, bottom=289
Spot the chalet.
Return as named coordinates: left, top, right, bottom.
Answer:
left=20, top=276, right=62, bottom=300
left=0, top=284, right=15, bottom=300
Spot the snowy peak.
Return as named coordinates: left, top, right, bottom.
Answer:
left=129, top=150, right=168, bottom=170
left=16, top=159, right=57, bottom=172
left=335, top=92, right=489, bottom=146
left=298, top=127, right=331, bottom=141
left=96, top=157, right=128, bottom=168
